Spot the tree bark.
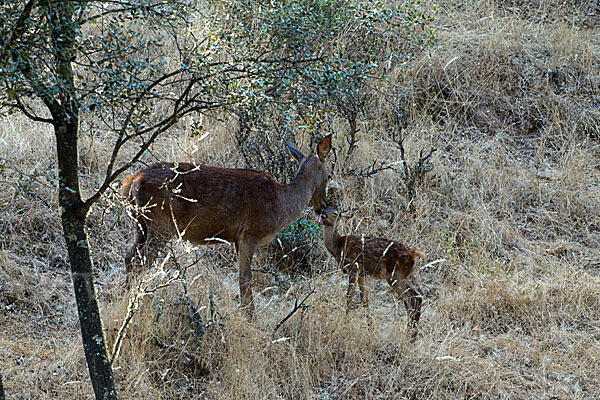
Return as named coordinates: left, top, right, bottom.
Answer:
left=0, top=372, right=5, bottom=400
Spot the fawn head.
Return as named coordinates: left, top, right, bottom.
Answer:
left=319, top=206, right=340, bottom=226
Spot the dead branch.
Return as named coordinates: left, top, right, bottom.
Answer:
left=343, top=160, right=397, bottom=178
left=180, top=277, right=206, bottom=341
left=152, top=337, right=200, bottom=362
left=110, top=251, right=180, bottom=364
left=338, top=207, right=360, bottom=219
left=274, top=287, right=315, bottom=332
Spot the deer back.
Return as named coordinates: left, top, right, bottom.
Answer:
left=122, top=162, right=285, bottom=245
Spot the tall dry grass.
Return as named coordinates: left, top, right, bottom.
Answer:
left=1, top=0, right=600, bottom=399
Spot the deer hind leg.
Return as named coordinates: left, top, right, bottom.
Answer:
left=235, top=239, right=257, bottom=318
left=124, top=218, right=166, bottom=285
left=388, top=278, right=423, bottom=341
left=358, top=274, right=369, bottom=309
left=125, top=217, right=146, bottom=276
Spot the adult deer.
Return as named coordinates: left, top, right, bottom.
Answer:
left=121, top=135, right=332, bottom=316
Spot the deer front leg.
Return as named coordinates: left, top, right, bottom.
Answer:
left=358, top=274, right=369, bottom=309
left=236, top=239, right=257, bottom=318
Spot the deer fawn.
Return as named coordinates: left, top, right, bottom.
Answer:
left=320, top=206, right=425, bottom=339
left=121, top=135, right=332, bottom=316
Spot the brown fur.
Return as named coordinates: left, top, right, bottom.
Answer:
left=320, top=206, right=425, bottom=339
left=121, top=136, right=332, bottom=316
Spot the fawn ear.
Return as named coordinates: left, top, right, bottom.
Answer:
left=285, top=139, right=305, bottom=163
left=317, top=134, right=332, bottom=162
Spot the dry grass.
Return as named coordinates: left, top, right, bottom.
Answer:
left=2, top=0, right=600, bottom=399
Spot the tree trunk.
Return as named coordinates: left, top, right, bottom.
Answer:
left=54, top=111, right=118, bottom=399
left=0, top=372, right=5, bottom=400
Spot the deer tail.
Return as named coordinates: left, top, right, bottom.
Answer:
left=120, top=173, right=138, bottom=204
left=410, top=248, right=427, bottom=261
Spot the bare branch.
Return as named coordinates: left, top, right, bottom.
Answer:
left=2, top=96, right=53, bottom=124
left=274, top=287, right=315, bottom=332
left=338, top=207, right=360, bottom=219
left=110, top=257, right=181, bottom=365
left=151, top=337, right=200, bottom=363
left=344, top=160, right=397, bottom=178
left=180, top=273, right=206, bottom=341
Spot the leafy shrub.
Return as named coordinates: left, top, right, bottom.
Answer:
left=268, top=216, right=323, bottom=275
left=204, top=0, right=437, bottom=174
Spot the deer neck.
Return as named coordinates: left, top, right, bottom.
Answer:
left=322, top=222, right=341, bottom=258
left=277, top=163, right=317, bottom=226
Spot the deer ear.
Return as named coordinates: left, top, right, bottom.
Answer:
left=317, top=134, right=332, bottom=162
left=285, top=139, right=305, bottom=163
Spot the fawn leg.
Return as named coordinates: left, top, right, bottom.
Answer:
left=388, top=279, right=423, bottom=340
left=358, top=274, right=369, bottom=308
left=346, top=266, right=359, bottom=313
left=402, top=285, right=423, bottom=340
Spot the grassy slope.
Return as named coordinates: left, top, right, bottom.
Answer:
left=1, top=0, right=599, bottom=398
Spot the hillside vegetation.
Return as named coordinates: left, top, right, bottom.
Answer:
left=1, top=0, right=599, bottom=398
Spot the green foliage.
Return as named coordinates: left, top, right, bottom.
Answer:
left=1, top=0, right=436, bottom=181
left=270, top=216, right=323, bottom=274
left=201, top=0, right=437, bottom=174
left=1, top=1, right=196, bottom=135
left=278, top=216, right=323, bottom=245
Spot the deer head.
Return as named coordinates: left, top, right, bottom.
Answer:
left=285, top=134, right=332, bottom=214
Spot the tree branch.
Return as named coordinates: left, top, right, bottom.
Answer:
left=3, top=97, right=53, bottom=124
left=110, top=251, right=180, bottom=364
left=344, top=160, right=398, bottom=178
left=274, top=287, right=315, bottom=332
left=0, top=0, right=37, bottom=65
